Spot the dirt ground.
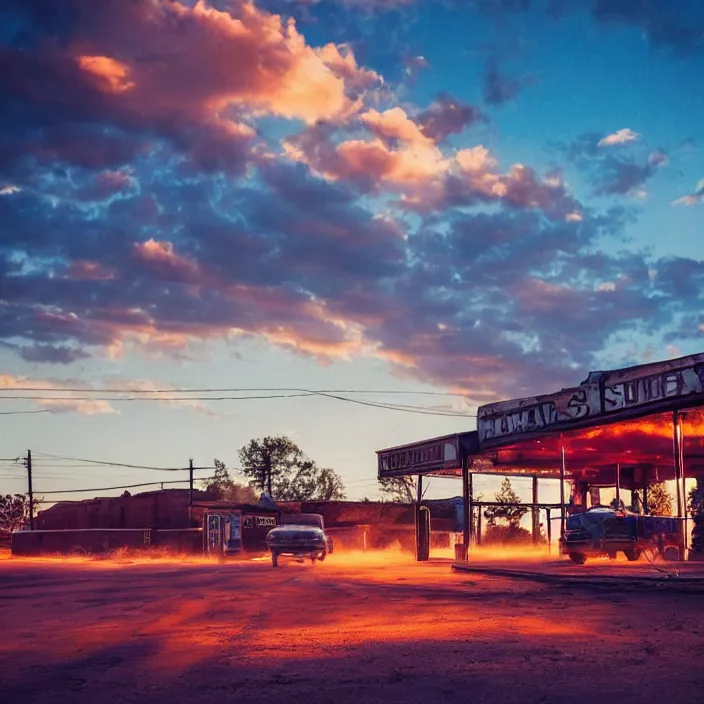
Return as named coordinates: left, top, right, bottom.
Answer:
left=1, top=548, right=704, bottom=704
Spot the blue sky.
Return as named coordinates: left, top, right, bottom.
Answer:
left=0, top=0, right=702, bottom=505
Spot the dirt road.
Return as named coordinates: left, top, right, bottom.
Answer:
left=1, top=550, right=703, bottom=704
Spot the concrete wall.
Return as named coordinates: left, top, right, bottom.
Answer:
left=12, top=525, right=453, bottom=557
left=11, top=528, right=203, bottom=556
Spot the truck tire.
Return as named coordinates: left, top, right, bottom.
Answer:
left=624, top=548, right=641, bottom=562
left=318, top=550, right=326, bottom=562
left=661, top=545, right=680, bottom=561
left=569, top=552, right=587, bottom=565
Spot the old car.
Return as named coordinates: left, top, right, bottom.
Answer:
left=560, top=507, right=683, bottom=564
left=265, top=513, right=333, bottom=567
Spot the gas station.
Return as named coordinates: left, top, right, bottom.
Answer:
left=377, top=351, right=704, bottom=563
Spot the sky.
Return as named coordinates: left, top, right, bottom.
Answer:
left=0, top=0, right=702, bottom=506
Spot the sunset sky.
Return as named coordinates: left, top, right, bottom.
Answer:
left=0, top=0, right=702, bottom=503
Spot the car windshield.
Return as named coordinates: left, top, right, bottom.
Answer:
left=280, top=514, right=324, bottom=529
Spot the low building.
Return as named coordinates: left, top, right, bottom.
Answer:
left=27, top=489, right=278, bottom=555
left=21, top=491, right=457, bottom=557
left=35, top=489, right=203, bottom=531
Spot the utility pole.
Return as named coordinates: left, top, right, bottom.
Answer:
left=25, top=450, right=34, bottom=531
left=188, top=458, right=194, bottom=528
left=189, top=458, right=194, bottom=505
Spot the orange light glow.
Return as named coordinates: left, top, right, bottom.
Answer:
left=5, top=542, right=704, bottom=701
left=496, top=409, right=704, bottom=478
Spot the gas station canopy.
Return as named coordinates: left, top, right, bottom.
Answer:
left=377, top=352, right=704, bottom=484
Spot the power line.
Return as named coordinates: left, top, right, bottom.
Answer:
left=0, top=409, right=52, bottom=416
left=32, top=452, right=213, bottom=472
left=25, top=463, right=111, bottom=469
left=0, top=385, right=476, bottom=417
left=0, top=386, right=466, bottom=396
left=0, top=393, right=313, bottom=401
left=37, top=477, right=216, bottom=497
left=0, top=391, right=475, bottom=417
left=309, top=391, right=475, bottom=417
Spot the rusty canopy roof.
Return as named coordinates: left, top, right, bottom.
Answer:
left=377, top=352, right=704, bottom=483
left=477, top=351, right=704, bottom=449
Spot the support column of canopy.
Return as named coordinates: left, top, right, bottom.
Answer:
left=476, top=501, right=482, bottom=546
left=415, top=474, right=430, bottom=562
left=642, top=465, right=650, bottom=515
left=531, top=476, right=540, bottom=545
left=673, top=410, right=687, bottom=560
left=559, top=445, right=567, bottom=541
left=460, top=456, right=471, bottom=561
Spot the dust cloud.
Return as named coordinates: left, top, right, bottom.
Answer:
left=3, top=542, right=558, bottom=569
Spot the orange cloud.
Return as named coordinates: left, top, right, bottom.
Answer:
left=336, top=138, right=448, bottom=184
left=285, top=128, right=449, bottom=188
left=285, top=127, right=580, bottom=219
left=59, top=0, right=384, bottom=178
left=57, top=243, right=373, bottom=366
left=133, top=240, right=203, bottom=283
left=82, top=1, right=376, bottom=126
left=360, top=107, right=432, bottom=147
left=76, top=56, right=135, bottom=94
left=65, top=260, right=116, bottom=281
left=315, top=43, right=382, bottom=94
left=510, top=278, right=579, bottom=314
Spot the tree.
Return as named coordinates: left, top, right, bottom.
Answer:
left=274, top=461, right=346, bottom=501
left=484, top=478, right=527, bottom=528
left=688, top=482, right=703, bottom=518
left=238, top=436, right=346, bottom=501
left=311, top=466, right=346, bottom=501
left=238, top=436, right=303, bottom=497
left=201, top=459, right=258, bottom=503
left=379, top=476, right=416, bottom=503
left=648, top=482, right=673, bottom=516
left=0, top=494, right=41, bottom=534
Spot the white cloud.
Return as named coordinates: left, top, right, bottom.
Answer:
left=596, top=282, right=616, bottom=292
left=0, top=375, right=117, bottom=416
left=672, top=194, right=702, bottom=207
left=598, top=128, right=640, bottom=147
left=672, top=177, right=704, bottom=207
left=647, top=151, right=669, bottom=167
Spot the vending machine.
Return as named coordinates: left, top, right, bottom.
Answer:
left=203, top=509, right=243, bottom=557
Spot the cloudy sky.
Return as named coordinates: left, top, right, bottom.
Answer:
left=0, top=0, right=702, bottom=502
